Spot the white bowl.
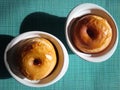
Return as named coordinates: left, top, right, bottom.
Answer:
left=4, top=31, right=69, bottom=87
left=65, top=3, right=118, bottom=62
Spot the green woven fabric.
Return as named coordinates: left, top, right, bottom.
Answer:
left=0, top=0, right=120, bottom=90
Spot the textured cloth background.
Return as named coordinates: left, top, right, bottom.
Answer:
left=0, top=0, right=120, bottom=90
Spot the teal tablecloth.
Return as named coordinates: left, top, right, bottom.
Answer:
left=0, top=0, right=120, bottom=90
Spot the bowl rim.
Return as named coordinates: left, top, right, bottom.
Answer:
left=4, top=31, right=69, bottom=87
left=65, top=3, right=119, bottom=62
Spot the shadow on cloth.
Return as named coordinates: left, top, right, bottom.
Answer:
left=20, top=12, right=73, bottom=54
left=0, top=35, right=13, bottom=79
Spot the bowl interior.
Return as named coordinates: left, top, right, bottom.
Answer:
left=4, top=31, right=67, bottom=87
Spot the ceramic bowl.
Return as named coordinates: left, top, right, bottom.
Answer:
left=4, top=31, right=69, bottom=87
left=65, top=3, right=118, bottom=62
